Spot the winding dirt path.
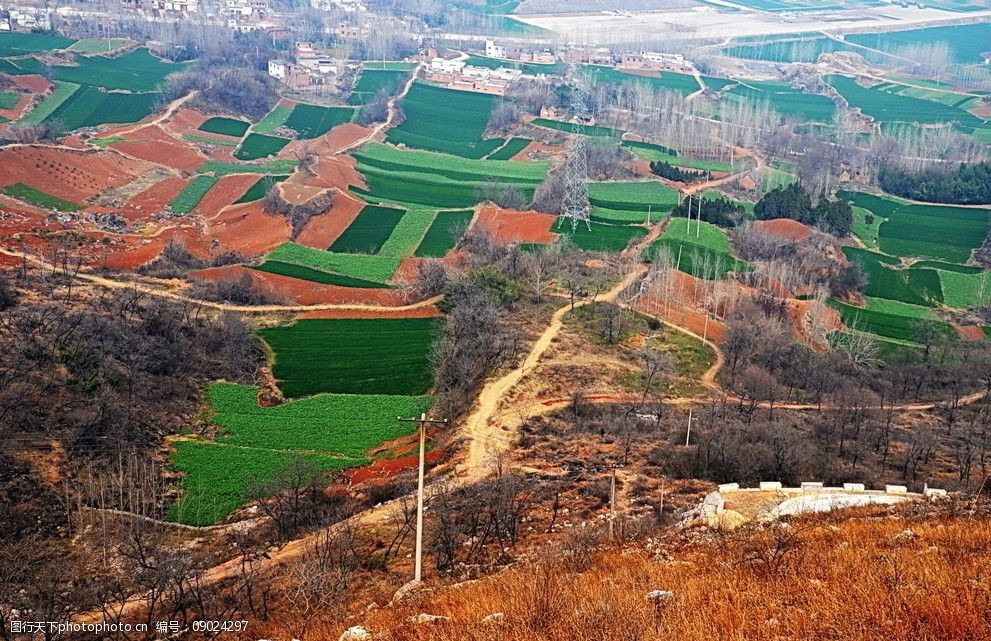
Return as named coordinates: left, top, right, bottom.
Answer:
left=335, top=62, right=423, bottom=157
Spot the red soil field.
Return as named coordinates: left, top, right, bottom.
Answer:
left=304, top=122, right=374, bottom=155
left=60, top=135, right=90, bottom=149
left=294, top=193, right=364, bottom=249
left=191, top=173, right=259, bottom=217
left=12, top=74, right=51, bottom=93
left=0, top=146, right=149, bottom=203
left=169, top=107, right=209, bottom=130
left=96, top=227, right=212, bottom=270
left=475, top=205, right=559, bottom=244
left=345, top=448, right=445, bottom=485
left=120, top=176, right=189, bottom=221
left=956, top=325, right=986, bottom=341
left=753, top=218, right=814, bottom=243
left=298, top=305, right=442, bottom=320
left=109, top=125, right=206, bottom=172
left=191, top=264, right=415, bottom=306
left=633, top=294, right=728, bottom=342
left=206, top=202, right=290, bottom=255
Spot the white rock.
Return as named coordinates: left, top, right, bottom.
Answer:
left=410, top=613, right=450, bottom=625
left=338, top=627, right=372, bottom=641
left=646, top=589, right=674, bottom=603
left=481, top=612, right=506, bottom=624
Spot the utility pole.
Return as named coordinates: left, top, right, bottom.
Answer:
left=397, top=412, right=448, bottom=584
left=685, top=408, right=693, bottom=446
left=608, top=466, right=617, bottom=540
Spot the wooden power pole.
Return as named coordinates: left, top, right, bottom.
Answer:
left=397, top=412, right=448, bottom=584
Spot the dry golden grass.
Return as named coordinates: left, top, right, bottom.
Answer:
left=343, top=509, right=991, bottom=641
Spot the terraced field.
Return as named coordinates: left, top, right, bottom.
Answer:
left=842, top=191, right=990, bottom=263
left=259, top=242, right=401, bottom=285
left=723, top=36, right=853, bottom=63
left=285, top=103, right=356, bottom=138
left=169, top=175, right=218, bottom=214
left=829, top=299, right=956, bottom=344
left=235, top=133, right=291, bottom=160
left=329, top=204, right=406, bottom=254
left=588, top=181, right=678, bottom=224
left=387, top=83, right=507, bottom=158
left=348, top=68, right=409, bottom=105
left=584, top=64, right=700, bottom=97
left=259, top=317, right=442, bottom=397
left=199, top=116, right=250, bottom=137
left=487, top=138, right=531, bottom=161
left=724, top=80, right=837, bottom=123
left=827, top=75, right=989, bottom=138
left=0, top=31, right=75, bottom=56
left=532, top=118, right=623, bottom=138
left=415, top=209, right=474, bottom=257
left=49, top=48, right=186, bottom=92
left=622, top=140, right=736, bottom=172
left=847, top=23, right=991, bottom=65
left=560, top=221, right=646, bottom=253
left=45, top=85, right=159, bottom=129
left=1, top=183, right=83, bottom=211
left=235, top=175, right=289, bottom=203
left=352, top=142, right=548, bottom=209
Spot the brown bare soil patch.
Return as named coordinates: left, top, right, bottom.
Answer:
left=316, top=122, right=374, bottom=154
left=956, top=324, right=986, bottom=341
left=970, top=102, right=991, bottom=118
left=299, top=155, right=366, bottom=191
left=191, top=264, right=412, bottom=306
left=13, top=74, right=51, bottom=93
left=299, top=305, right=442, bottom=320
left=109, top=125, right=205, bottom=172
left=0, top=146, right=148, bottom=203
left=633, top=295, right=727, bottom=341
left=206, top=202, right=290, bottom=256
left=191, top=173, right=259, bottom=217
left=294, top=192, right=365, bottom=249
left=169, top=107, right=209, bottom=130
left=512, top=139, right=566, bottom=161
left=475, top=205, right=559, bottom=244
left=279, top=182, right=327, bottom=206
left=97, top=227, right=211, bottom=270
left=120, top=176, right=189, bottom=221
left=346, top=448, right=445, bottom=485
left=754, top=218, right=813, bottom=243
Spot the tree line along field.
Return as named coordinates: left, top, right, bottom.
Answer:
left=845, top=22, right=991, bottom=65
left=644, top=217, right=750, bottom=279
left=259, top=317, right=443, bottom=398
left=723, top=79, right=837, bottom=124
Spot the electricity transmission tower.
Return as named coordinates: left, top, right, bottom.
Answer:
left=558, top=67, right=593, bottom=232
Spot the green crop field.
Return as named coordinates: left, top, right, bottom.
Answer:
left=559, top=221, right=645, bottom=253
left=2, top=183, right=82, bottom=211
left=622, top=140, right=736, bottom=172
left=253, top=104, right=293, bottom=133
left=724, top=80, right=837, bottom=123
left=235, top=175, right=288, bottom=203
left=842, top=191, right=990, bottom=262
left=330, top=204, right=406, bottom=254
left=49, top=48, right=185, bottom=92
left=415, top=209, right=474, bottom=257
left=532, top=118, right=622, bottom=138
left=182, top=133, right=239, bottom=147
left=829, top=299, right=956, bottom=344
left=20, top=81, right=79, bottom=124
left=863, top=297, right=936, bottom=320
left=208, top=382, right=429, bottom=458
left=387, top=83, right=505, bottom=158
left=0, top=32, right=75, bottom=56
left=645, top=217, right=749, bottom=279
left=584, top=64, right=700, bottom=97
left=169, top=175, right=218, bottom=214
left=285, top=103, right=356, bottom=138
left=199, top=159, right=298, bottom=176
left=44, top=85, right=158, bottom=129
left=169, top=438, right=361, bottom=525
left=264, top=242, right=401, bottom=283
left=936, top=268, right=991, bottom=309
left=851, top=205, right=884, bottom=249
left=842, top=247, right=943, bottom=307
left=67, top=38, right=130, bottom=54
left=352, top=143, right=547, bottom=209
left=252, top=261, right=391, bottom=288
left=486, top=138, right=531, bottom=160
left=0, top=92, right=20, bottom=109
left=260, top=317, right=442, bottom=397
left=847, top=23, right=991, bottom=64
left=234, top=133, right=291, bottom=160
left=199, top=116, right=250, bottom=137
left=378, top=207, right=437, bottom=257
left=348, top=69, right=409, bottom=105
left=588, top=181, right=678, bottom=224
left=827, top=75, right=988, bottom=135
